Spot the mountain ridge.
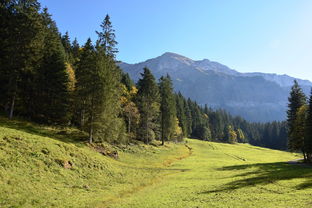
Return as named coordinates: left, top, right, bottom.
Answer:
left=119, top=52, right=312, bottom=122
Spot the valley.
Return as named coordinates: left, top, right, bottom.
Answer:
left=1, top=117, right=310, bottom=208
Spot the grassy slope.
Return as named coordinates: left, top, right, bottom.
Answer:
left=0, top=117, right=189, bottom=208
left=111, top=140, right=312, bottom=208
left=0, top=117, right=311, bottom=208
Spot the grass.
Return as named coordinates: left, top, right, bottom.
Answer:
left=0, top=117, right=189, bottom=207
left=110, top=140, right=310, bottom=208
left=0, top=117, right=311, bottom=208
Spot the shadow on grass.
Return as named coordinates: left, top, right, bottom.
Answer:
left=0, top=116, right=87, bottom=146
left=200, top=162, right=312, bottom=194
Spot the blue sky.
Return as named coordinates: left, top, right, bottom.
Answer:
left=39, top=0, right=312, bottom=81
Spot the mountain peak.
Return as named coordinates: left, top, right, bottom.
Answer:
left=160, top=52, right=192, bottom=60
left=161, top=52, right=186, bottom=58
left=157, top=52, right=194, bottom=66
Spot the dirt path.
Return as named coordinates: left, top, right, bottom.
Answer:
left=101, top=144, right=193, bottom=208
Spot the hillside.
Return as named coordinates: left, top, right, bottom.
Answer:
left=119, top=52, right=312, bottom=122
left=1, top=118, right=311, bottom=207
left=0, top=117, right=189, bottom=207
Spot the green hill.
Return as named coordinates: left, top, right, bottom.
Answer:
left=1, top=117, right=311, bottom=208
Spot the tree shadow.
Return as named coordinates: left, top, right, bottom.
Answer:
left=0, top=117, right=87, bottom=146
left=200, top=162, right=312, bottom=194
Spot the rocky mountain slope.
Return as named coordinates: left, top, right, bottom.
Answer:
left=119, top=52, right=312, bottom=122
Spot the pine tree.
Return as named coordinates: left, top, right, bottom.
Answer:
left=184, top=98, right=192, bottom=136
left=94, top=15, right=125, bottom=143
left=71, top=38, right=81, bottom=66
left=33, top=8, right=70, bottom=124
left=136, top=67, right=160, bottom=144
left=61, top=31, right=73, bottom=63
left=96, top=14, right=118, bottom=57
left=0, top=0, right=43, bottom=119
left=75, top=38, right=96, bottom=140
left=305, top=89, right=312, bottom=162
left=121, top=72, right=135, bottom=91
left=159, top=75, right=177, bottom=145
left=91, top=52, right=125, bottom=143
left=175, top=92, right=188, bottom=137
left=75, top=15, right=124, bottom=143
left=287, top=80, right=306, bottom=151
left=291, top=105, right=308, bottom=159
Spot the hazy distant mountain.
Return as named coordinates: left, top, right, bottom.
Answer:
left=119, top=52, right=312, bottom=122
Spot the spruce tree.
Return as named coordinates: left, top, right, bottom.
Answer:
left=159, top=75, right=177, bottom=145
left=305, top=89, right=312, bottom=162
left=184, top=98, right=192, bottom=136
left=291, top=105, right=308, bottom=159
left=287, top=80, right=306, bottom=151
left=76, top=15, right=124, bottom=143
left=71, top=38, right=81, bottom=66
left=94, top=15, right=125, bottom=143
left=96, top=14, right=118, bottom=57
left=121, top=72, right=135, bottom=91
left=75, top=38, right=96, bottom=135
left=136, top=67, right=160, bottom=144
left=33, top=8, right=70, bottom=124
left=61, top=31, right=73, bottom=63
left=0, top=0, right=43, bottom=119
left=175, top=92, right=188, bottom=137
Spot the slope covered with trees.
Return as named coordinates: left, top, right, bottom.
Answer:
left=0, top=0, right=288, bottom=150
left=287, top=80, right=312, bottom=162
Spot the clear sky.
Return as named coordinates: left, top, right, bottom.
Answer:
left=39, top=0, right=312, bottom=81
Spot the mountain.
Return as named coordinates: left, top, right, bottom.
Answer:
left=119, top=52, right=312, bottom=122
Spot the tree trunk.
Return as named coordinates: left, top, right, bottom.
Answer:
left=89, top=111, right=94, bottom=144
left=80, top=100, right=86, bottom=129
left=81, top=109, right=85, bottom=128
left=161, top=114, right=165, bottom=145
left=302, top=148, right=307, bottom=162
left=89, top=123, right=93, bottom=144
left=128, top=115, right=131, bottom=134
left=145, top=118, right=148, bottom=144
left=9, top=92, right=16, bottom=119
left=307, top=153, right=311, bottom=163
left=161, top=125, right=165, bottom=145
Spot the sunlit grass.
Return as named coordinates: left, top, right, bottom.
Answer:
left=0, top=117, right=188, bottom=207
left=0, top=117, right=310, bottom=208
left=111, top=140, right=310, bottom=208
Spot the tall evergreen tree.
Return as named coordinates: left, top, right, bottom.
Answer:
left=94, top=15, right=125, bottom=143
left=175, top=92, right=188, bottom=137
left=75, top=38, right=96, bottom=134
left=71, top=38, right=81, bottom=66
left=96, top=14, right=118, bottom=57
left=287, top=80, right=306, bottom=151
left=184, top=98, right=192, bottom=136
left=61, top=31, right=73, bottom=63
left=159, top=75, right=177, bottom=145
left=0, top=0, right=43, bottom=119
left=33, top=8, right=70, bottom=124
left=305, top=89, right=312, bottom=162
left=136, top=67, right=160, bottom=144
left=121, top=72, right=135, bottom=91
left=291, top=105, right=308, bottom=159
left=76, top=38, right=124, bottom=143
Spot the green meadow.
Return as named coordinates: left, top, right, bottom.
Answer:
left=1, top=117, right=311, bottom=208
